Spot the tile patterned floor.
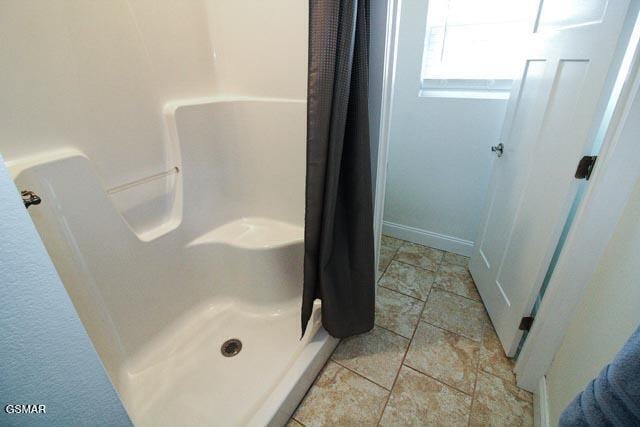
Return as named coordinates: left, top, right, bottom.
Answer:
left=289, top=236, right=533, bottom=426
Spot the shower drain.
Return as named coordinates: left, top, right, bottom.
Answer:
left=221, top=338, right=242, bottom=357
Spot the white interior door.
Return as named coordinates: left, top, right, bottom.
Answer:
left=470, top=0, right=631, bottom=356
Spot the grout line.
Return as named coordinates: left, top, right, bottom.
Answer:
left=474, top=324, right=525, bottom=392
left=378, top=245, right=401, bottom=277
left=377, top=283, right=425, bottom=303
left=388, top=258, right=441, bottom=273
left=292, top=416, right=307, bottom=427
left=375, top=284, right=435, bottom=426
left=478, top=367, right=518, bottom=385
left=374, top=323, right=413, bottom=341
left=440, top=263, right=472, bottom=272
left=418, top=318, right=481, bottom=343
left=467, top=371, right=480, bottom=426
left=421, top=288, right=484, bottom=342
left=378, top=280, right=429, bottom=302
left=330, top=359, right=393, bottom=391
left=377, top=260, right=436, bottom=301
left=408, top=280, right=480, bottom=422
left=467, top=321, right=486, bottom=427
left=384, top=235, right=466, bottom=261
left=378, top=261, right=391, bottom=278
left=403, top=290, right=482, bottom=399
left=401, top=363, right=475, bottom=398
left=430, top=286, right=485, bottom=304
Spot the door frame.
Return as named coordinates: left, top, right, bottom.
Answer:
left=372, top=0, right=640, bottom=392
left=373, top=0, right=401, bottom=281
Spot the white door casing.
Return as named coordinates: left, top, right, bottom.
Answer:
left=470, top=0, right=632, bottom=356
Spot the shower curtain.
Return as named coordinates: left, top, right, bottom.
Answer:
left=301, top=0, right=375, bottom=339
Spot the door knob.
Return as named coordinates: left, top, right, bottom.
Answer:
left=491, top=143, right=504, bottom=157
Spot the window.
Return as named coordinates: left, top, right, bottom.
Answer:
left=421, top=0, right=535, bottom=97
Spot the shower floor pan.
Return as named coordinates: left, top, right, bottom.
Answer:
left=120, top=299, right=334, bottom=426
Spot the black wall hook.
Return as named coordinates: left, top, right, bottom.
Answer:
left=21, top=191, right=41, bottom=209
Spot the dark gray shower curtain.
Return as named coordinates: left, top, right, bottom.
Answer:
left=301, top=0, right=375, bottom=338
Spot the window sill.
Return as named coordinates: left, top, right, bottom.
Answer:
left=418, top=89, right=511, bottom=100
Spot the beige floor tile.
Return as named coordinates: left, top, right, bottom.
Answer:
left=469, top=371, right=533, bottom=427
left=394, top=242, right=444, bottom=271
left=480, top=324, right=516, bottom=383
left=297, top=244, right=533, bottom=426
left=293, top=361, right=388, bottom=427
left=379, top=244, right=397, bottom=275
left=443, top=252, right=470, bottom=267
left=404, top=322, right=480, bottom=394
left=379, top=366, right=471, bottom=427
left=375, top=287, right=424, bottom=338
left=382, top=235, right=404, bottom=250
left=422, top=290, right=487, bottom=341
left=378, top=261, right=435, bottom=301
left=332, top=325, right=409, bottom=389
left=434, top=262, right=481, bottom=301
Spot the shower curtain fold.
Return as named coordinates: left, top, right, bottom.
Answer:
left=301, top=0, right=375, bottom=339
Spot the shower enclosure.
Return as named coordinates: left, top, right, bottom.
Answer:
left=2, top=1, right=337, bottom=425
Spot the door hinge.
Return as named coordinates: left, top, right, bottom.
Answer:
left=575, top=155, right=597, bottom=180
left=519, top=316, right=534, bottom=331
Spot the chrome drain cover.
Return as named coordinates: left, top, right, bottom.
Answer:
left=221, top=338, right=242, bottom=357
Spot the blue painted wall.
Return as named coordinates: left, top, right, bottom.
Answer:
left=0, top=157, right=131, bottom=426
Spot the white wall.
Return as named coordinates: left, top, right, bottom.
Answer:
left=0, top=156, right=130, bottom=426
left=382, top=0, right=508, bottom=255
left=545, top=175, right=640, bottom=423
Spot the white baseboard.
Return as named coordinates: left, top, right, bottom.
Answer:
left=382, top=221, right=474, bottom=256
left=534, top=376, right=550, bottom=427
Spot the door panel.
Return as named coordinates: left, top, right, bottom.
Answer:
left=470, top=0, right=631, bottom=355
left=537, top=0, right=608, bottom=31
left=476, top=60, right=549, bottom=313
left=494, top=60, right=591, bottom=347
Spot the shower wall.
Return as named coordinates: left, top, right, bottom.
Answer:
left=0, top=0, right=307, bottom=193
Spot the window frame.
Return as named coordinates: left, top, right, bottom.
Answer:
left=419, top=78, right=513, bottom=99
left=419, top=0, right=533, bottom=99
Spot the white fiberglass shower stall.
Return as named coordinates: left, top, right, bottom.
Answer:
left=1, top=1, right=337, bottom=425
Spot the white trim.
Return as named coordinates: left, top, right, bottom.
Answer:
left=418, top=89, right=511, bottom=100
left=383, top=221, right=474, bottom=256
left=421, top=78, right=513, bottom=91
left=534, top=376, right=550, bottom=427
left=373, top=0, right=401, bottom=281
left=419, top=78, right=513, bottom=100
left=515, top=18, right=640, bottom=391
